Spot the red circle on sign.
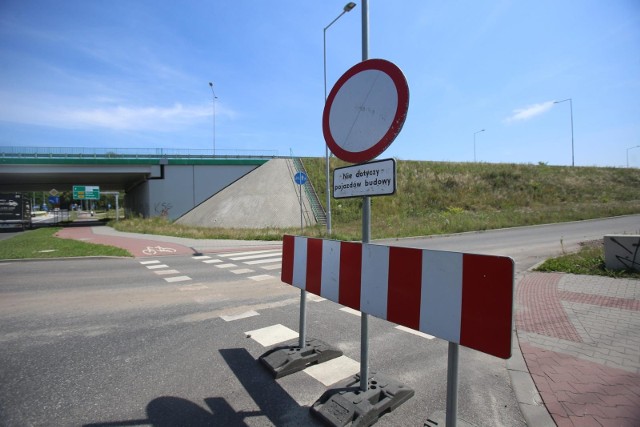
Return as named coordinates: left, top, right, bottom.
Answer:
left=323, top=59, right=409, bottom=164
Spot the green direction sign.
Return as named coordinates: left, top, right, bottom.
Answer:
left=73, top=185, right=100, bottom=200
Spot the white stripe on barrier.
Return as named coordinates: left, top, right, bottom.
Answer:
left=321, top=239, right=341, bottom=301
left=420, top=250, right=463, bottom=343
left=361, top=244, right=390, bottom=319
left=292, top=236, right=307, bottom=289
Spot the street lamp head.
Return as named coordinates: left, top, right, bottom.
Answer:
left=209, top=82, right=213, bottom=87
left=344, top=2, right=356, bottom=12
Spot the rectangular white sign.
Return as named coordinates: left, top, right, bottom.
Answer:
left=333, top=158, right=396, bottom=199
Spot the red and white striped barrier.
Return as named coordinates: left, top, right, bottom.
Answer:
left=281, top=235, right=514, bottom=359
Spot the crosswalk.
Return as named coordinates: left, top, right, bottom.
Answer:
left=139, top=248, right=283, bottom=285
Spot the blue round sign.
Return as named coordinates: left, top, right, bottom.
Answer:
left=294, top=172, right=308, bottom=185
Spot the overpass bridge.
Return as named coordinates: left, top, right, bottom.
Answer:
left=0, top=146, right=275, bottom=220
left=0, top=146, right=327, bottom=227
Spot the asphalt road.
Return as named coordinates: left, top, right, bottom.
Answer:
left=1, top=215, right=638, bottom=426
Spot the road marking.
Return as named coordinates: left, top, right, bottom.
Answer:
left=245, top=324, right=298, bottom=347
left=231, top=268, right=254, bottom=274
left=220, top=249, right=281, bottom=258
left=221, top=311, right=260, bottom=322
left=140, top=260, right=161, bottom=265
left=340, top=307, right=362, bottom=317
left=215, top=263, right=237, bottom=269
left=164, top=276, right=191, bottom=283
left=203, top=259, right=223, bottom=264
left=248, top=274, right=272, bottom=282
left=228, top=252, right=283, bottom=261
left=178, top=284, right=209, bottom=291
left=395, top=325, right=435, bottom=339
left=192, top=255, right=211, bottom=260
left=146, top=264, right=169, bottom=270
left=154, top=269, right=181, bottom=275
left=244, top=257, right=282, bottom=265
left=261, top=264, right=281, bottom=270
left=304, top=355, right=360, bottom=386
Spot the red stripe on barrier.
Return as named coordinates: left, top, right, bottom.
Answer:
left=306, top=238, right=323, bottom=294
left=339, top=241, right=362, bottom=310
left=387, top=246, right=422, bottom=330
left=281, top=235, right=295, bottom=284
left=460, top=254, right=514, bottom=359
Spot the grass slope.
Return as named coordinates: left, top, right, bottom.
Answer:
left=302, top=158, right=640, bottom=240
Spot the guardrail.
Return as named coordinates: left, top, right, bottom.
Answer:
left=0, top=146, right=279, bottom=159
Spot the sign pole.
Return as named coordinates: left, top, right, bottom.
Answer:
left=359, top=0, right=370, bottom=394
left=446, top=342, right=460, bottom=427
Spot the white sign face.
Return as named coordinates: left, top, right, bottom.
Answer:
left=333, top=158, right=396, bottom=199
left=323, top=59, right=409, bottom=164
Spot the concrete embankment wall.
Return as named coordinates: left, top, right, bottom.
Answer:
left=176, top=159, right=316, bottom=229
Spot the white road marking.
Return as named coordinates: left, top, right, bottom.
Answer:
left=164, top=276, right=192, bottom=283
left=146, top=264, right=169, bottom=270
left=228, top=252, right=283, bottom=261
left=178, top=284, right=209, bottom=291
left=192, top=255, right=211, bottom=260
left=304, top=355, right=360, bottom=386
left=221, top=311, right=260, bottom=321
left=245, top=324, right=298, bottom=347
left=140, top=260, right=161, bottom=265
left=203, top=259, right=223, bottom=264
left=231, top=268, right=254, bottom=274
left=215, top=263, right=237, bottom=268
left=261, top=264, right=281, bottom=270
left=248, top=275, right=272, bottom=282
left=244, top=257, right=282, bottom=265
left=340, top=307, right=362, bottom=317
left=395, top=325, right=435, bottom=339
left=220, top=249, right=281, bottom=258
left=154, top=269, right=181, bottom=275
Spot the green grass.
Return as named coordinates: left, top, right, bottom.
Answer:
left=0, top=227, right=132, bottom=259
left=535, top=242, right=640, bottom=279
left=302, top=158, right=640, bottom=240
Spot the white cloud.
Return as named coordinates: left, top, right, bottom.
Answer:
left=0, top=92, right=235, bottom=132
left=505, top=101, right=555, bottom=123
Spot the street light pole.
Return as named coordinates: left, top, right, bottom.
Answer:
left=473, top=129, right=485, bottom=162
left=554, top=98, right=574, bottom=167
left=323, top=2, right=356, bottom=237
left=627, top=145, right=640, bottom=168
left=208, top=82, right=217, bottom=156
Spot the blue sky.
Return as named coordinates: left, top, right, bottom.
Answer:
left=1, top=0, right=639, bottom=167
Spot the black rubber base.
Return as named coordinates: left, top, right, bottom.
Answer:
left=310, top=371, right=414, bottom=427
left=259, top=338, right=343, bottom=379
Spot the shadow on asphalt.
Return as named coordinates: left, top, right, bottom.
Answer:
left=83, top=348, right=321, bottom=427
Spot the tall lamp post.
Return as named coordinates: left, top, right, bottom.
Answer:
left=627, top=145, right=640, bottom=168
left=323, top=2, right=356, bottom=236
left=208, top=82, right=217, bottom=156
left=554, top=98, right=574, bottom=166
left=473, top=129, right=485, bottom=162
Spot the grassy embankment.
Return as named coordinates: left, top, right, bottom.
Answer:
left=0, top=227, right=131, bottom=259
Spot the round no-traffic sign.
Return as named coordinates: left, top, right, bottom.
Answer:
left=294, top=171, right=307, bottom=185
left=323, top=59, right=409, bottom=164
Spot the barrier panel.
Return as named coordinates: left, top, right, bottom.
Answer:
left=281, top=235, right=515, bottom=359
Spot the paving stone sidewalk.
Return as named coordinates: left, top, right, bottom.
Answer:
left=516, top=272, right=640, bottom=427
